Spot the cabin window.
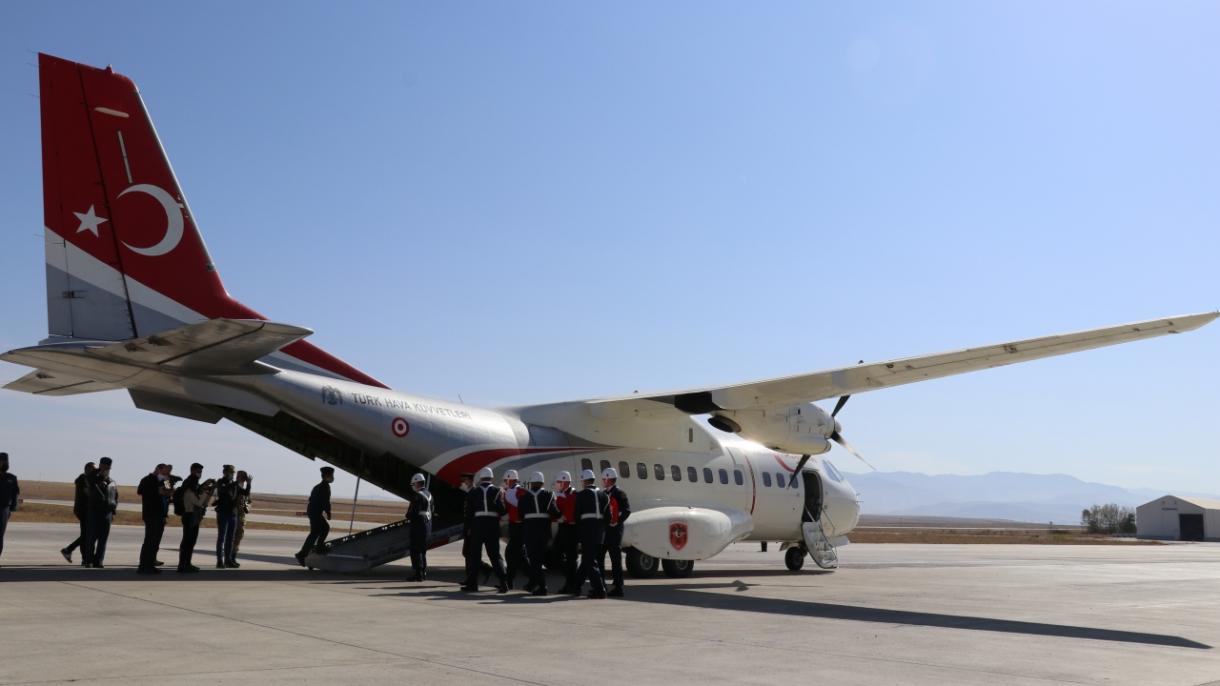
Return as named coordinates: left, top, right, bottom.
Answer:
left=776, top=473, right=786, bottom=488
left=654, top=464, right=666, bottom=480
left=718, top=469, right=728, bottom=484
left=599, top=460, right=611, bottom=475
left=762, top=472, right=772, bottom=487
left=734, top=469, right=744, bottom=486
left=687, top=466, right=698, bottom=482
left=637, top=462, right=648, bottom=479
left=619, top=461, right=630, bottom=479
left=671, top=465, right=682, bottom=481
left=581, top=458, right=593, bottom=472
left=703, top=468, right=713, bottom=483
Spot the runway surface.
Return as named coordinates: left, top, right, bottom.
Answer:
left=2, top=522, right=1219, bottom=685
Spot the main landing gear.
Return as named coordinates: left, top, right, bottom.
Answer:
left=626, top=548, right=695, bottom=578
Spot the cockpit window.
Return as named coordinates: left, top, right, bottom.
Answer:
left=823, top=460, right=844, bottom=483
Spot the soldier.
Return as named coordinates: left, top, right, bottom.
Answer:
left=461, top=467, right=507, bottom=593
left=518, top=471, right=560, bottom=596
left=571, top=469, right=610, bottom=599
left=553, top=471, right=578, bottom=594
left=406, top=473, right=432, bottom=582
left=601, top=467, right=631, bottom=597
left=458, top=472, right=478, bottom=587
left=501, top=469, right=527, bottom=588
left=295, top=466, right=334, bottom=566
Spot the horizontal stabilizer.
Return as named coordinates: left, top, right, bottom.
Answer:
left=4, top=369, right=119, bottom=396
left=2, top=319, right=313, bottom=387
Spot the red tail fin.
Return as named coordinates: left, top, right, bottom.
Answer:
left=39, top=53, right=384, bottom=387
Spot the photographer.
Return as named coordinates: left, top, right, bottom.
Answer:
left=233, top=471, right=252, bottom=561
left=213, top=465, right=239, bottom=568
left=177, top=463, right=214, bottom=574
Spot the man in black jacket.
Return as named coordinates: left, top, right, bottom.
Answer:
left=295, top=466, right=334, bottom=566
left=213, top=465, right=239, bottom=568
left=61, top=461, right=95, bottom=564
left=461, top=467, right=508, bottom=593
left=0, top=453, right=18, bottom=565
left=137, top=464, right=170, bottom=574
left=572, top=469, right=610, bottom=599
left=84, top=457, right=117, bottom=568
left=600, top=467, right=632, bottom=597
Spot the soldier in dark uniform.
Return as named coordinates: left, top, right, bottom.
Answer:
left=500, top=469, right=527, bottom=589
left=458, top=472, right=478, bottom=587
left=61, top=461, right=94, bottom=564
left=295, top=466, right=334, bottom=566
left=518, top=471, right=560, bottom=596
left=461, top=467, right=508, bottom=593
left=553, top=471, right=578, bottom=594
left=406, top=473, right=432, bottom=581
left=600, top=467, right=632, bottom=597
left=571, top=469, right=610, bottom=599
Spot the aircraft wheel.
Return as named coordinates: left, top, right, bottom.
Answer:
left=785, top=547, right=806, bottom=572
left=626, top=547, right=658, bottom=578
left=661, top=558, right=693, bottom=578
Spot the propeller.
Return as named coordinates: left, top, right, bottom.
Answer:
left=831, top=394, right=850, bottom=418
left=787, top=393, right=874, bottom=486
left=787, top=454, right=812, bottom=488
left=829, top=429, right=876, bottom=471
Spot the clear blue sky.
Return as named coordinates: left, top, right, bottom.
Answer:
left=1, top=2, right=1216, bottom=500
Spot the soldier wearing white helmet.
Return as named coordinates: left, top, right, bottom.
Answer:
left=501, top=469, right=527, bottom=589
left=517, top=471, right=561, bottom=595
left=405, top=473, right=432, bottom=582
left=570, top=468, right=610, bottom=598
left=554, top=470, right=579, bottom=593
left=601, top=467, right=631, bottom=597
left=461, top=467, right=508, bottom=592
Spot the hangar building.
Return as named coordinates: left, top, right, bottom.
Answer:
left=1136, top=495, right=1220, bottom=541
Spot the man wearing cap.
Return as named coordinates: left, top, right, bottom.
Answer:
left=572, top=469, right=611, bottom=599
left=84, top=457, right=118, bottom=568
left=500, top=469, right=527, bottom=589
left=214, top=464, right=240, bottom=568
left=601, top=467, right=632, bottom=597
left=0, top=453, right=18, bottom=566
left=296, top=466, right=334, bottom=567
left=553, top=471, right=579, bottom=594
left=518, top=471, right=561, bottom=595
left=406, top=473, right=432, bottom=581
left=461, top=467, right=508, bottom=593
left=136, top=463, right=170, bottom=574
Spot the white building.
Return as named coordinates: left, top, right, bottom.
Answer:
left=1136, top=495, right=1220, bottom=541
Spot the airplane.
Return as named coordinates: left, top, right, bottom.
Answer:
left=4, top=53, right=1216, bottom=577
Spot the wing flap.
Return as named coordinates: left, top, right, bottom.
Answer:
left=4, top=369, right=120, bottom=395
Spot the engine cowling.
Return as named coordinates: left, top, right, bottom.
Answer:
left=623, top=506, right=753, bottom=560
left=707, top=404, right=833, bottom=455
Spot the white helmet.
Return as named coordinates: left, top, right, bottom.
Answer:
left=580, top=468, right=596, bottom=481
left=602, top=467, right=618, bottom=480
left=529, top=471, right=545, bottom=484
left=503, top=469, right=519, bottom=481
left=555, top=470, right=572, bottom=483
left=411, top=473, right=426, bottom=484
left=476, top=467, right=494, bottom=482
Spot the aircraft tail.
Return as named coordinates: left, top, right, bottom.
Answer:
left=36, top=53, right=383, bottom=387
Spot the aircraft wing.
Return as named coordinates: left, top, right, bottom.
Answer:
left=4, top=369, right=120, bottom=396
left=589, top=311, right=1218, bottom=414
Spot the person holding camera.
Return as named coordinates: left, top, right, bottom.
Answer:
left=137, top=463, right=171, bottom=574
left=234, top=471, right=252, bottom=560
left=177, top=463, right=214, bottom=574
left=213, top=465, right=240, bottom=568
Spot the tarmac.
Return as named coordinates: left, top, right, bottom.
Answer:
left=2, top=522, right=1220, bottom=685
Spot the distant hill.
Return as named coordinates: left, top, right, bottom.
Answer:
left=841, top=470, right=1219, bottom=525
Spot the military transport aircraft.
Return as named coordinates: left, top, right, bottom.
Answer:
left=4, top=54, right=1216, bottom=576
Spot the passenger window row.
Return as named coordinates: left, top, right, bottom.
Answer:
left=575, top=458, right=790, bottom=488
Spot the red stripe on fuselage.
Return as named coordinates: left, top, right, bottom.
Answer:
left=774, top=454, right=797, bottom=474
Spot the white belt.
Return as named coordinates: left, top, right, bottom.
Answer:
left=475, top=512, right=499, bottom=517
left=581, top=513, right=603, bottom=520
left=524, top=513, right=551, bottom=520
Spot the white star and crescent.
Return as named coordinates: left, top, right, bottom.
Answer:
left=73, top=205, right=107, bottom=237
left=69, top=185, right=186, bottom=257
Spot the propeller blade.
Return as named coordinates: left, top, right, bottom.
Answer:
left=787, top=454, right=812, bottom=488
left=831, top=431, right=876, bottom=471
left=831, top=394, right=850, bottom=418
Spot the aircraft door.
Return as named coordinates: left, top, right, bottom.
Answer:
left=800, top=470, right=823, bottom=523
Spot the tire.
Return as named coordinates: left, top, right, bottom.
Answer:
left=785, top=546, right=805, bottom=572
left=625, top=547, right=658, bottom=578
left=661, top=558, right=694, bottom=578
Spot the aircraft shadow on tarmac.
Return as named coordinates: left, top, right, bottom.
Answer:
left=364, top=571, right=1212, bottom=651
left=3, top=564, right=1209, bottom=650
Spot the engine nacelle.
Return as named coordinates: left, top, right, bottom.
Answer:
left=623, top=506, right=753, bottom=560
left=707, top=404, right=833, bottom=455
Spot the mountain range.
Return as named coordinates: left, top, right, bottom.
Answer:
left=841, top=470, right=1216, bottom=524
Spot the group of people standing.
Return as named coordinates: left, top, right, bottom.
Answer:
left=459, top=466, right=630, bottom=598
left=57, top=459, right=253, bottom=574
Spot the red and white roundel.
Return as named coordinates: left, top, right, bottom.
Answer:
left=390, top=417, right=410, bottom=437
